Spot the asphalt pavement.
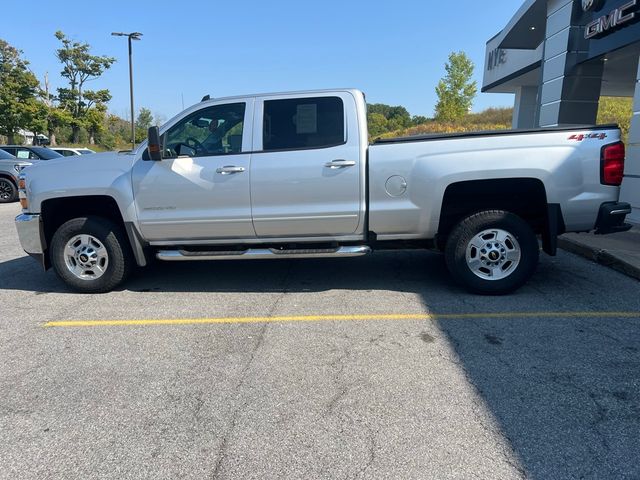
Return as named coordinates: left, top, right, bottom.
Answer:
left=0, top=202, right=639, bottom=479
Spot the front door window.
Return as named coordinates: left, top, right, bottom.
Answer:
left=163, top=103, right=246, bottom=158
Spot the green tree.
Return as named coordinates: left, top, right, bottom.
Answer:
left=135, top=107, right=154, bottom=142
left=44, top=106, right=73, bottom=146
left=54, top=31, right=115, bottom=143
left=368, top=104, right=413, bottom=129
left=435, top=51, right=477, bottom=122
left=0, top=39, right=41, bottom=143
left=85, top=105, right=107, bottom=145
left=411, top=115, right=428, bottom=125
left=367, top=112, right=389, bottom=137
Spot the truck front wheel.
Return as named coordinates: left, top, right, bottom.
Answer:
left=50, top=216, right=133, bottom=293
left=445, top=210, right=539, bottom=295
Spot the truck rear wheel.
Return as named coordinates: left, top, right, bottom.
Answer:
left=445, top=210, right=539, bottom=295
left=50, top=216, right=133, bottom=293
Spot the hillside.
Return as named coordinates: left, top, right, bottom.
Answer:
left=375, top=108, right=513, bottom=140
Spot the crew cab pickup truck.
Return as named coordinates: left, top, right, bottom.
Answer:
left=15, top=89, right=632, bottom=294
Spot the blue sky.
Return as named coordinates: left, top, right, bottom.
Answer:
left=7, top=0, right=520, bottom=122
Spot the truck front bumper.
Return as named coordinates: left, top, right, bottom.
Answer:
left=594, top=202, right=633, bottom=235
left=15, top=213, right=47, bottom=267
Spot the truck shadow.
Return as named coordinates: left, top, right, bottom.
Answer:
left=425, top=259, right=640, bottom=478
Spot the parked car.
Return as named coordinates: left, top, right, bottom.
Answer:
left=0, top=149, right=31, bottom=203
left=14, top=89, right=631, bottom=294
left=51, top=147, right=96, bottom=157
left=0, top=145, right=63, bottom=161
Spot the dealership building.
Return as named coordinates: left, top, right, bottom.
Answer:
left=483, top=0, right=640, bottom=223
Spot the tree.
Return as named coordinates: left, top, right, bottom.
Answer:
left=412, top=115, right=428, bottom=125
left=368, top=104, right=413, bottom=129
left=367, top=112, right=389, bottom=138
left=44, top=106, right=72, bottom=146
left=54, top=31, right=115, bottom=143
left=0, top=39, right=41, bottom=144
left=435, top=51, right=477, bottom=122
left=85, top=105, right=107, bottom=145
left=135, top=107, right=153, bottom=142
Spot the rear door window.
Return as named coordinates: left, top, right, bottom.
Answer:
left=262, top=97, right=345, bottom=151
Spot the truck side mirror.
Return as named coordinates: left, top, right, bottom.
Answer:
left=147, top=126, right=162, bottom=161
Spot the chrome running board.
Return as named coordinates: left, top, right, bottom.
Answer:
left=156, top=245, right=371, bottom=261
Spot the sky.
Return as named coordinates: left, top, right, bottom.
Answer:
left=5, top=0, right=521, bottom=122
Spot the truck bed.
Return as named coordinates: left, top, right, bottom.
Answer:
left=372, top=124, right=618, bottom=145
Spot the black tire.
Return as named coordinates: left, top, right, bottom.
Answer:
left=445, top=210, right=539, bottom=295
left=0, top=178, right=17, bottom=203
left=50, top=216, right=133, bottom=293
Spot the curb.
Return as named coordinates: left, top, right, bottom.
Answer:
left=557, top=236, right=640, bottom=282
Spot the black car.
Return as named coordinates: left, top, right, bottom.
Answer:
left=0, top=145, right=63, bottom=161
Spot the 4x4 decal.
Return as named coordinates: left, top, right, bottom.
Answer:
left=568, top=133, right=608, bottom=141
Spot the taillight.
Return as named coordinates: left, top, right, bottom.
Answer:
left=601, top=142, right=625, bottom=186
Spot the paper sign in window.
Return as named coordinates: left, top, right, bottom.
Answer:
left=296, top=104, right=317, bottom=134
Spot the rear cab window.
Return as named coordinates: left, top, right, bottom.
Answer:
left=262, top=96, right=345, bottom=151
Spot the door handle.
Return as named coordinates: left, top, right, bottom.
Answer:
left=216, top=166, right=245, bottom=175
left=324, top=159, right=356, bottom=169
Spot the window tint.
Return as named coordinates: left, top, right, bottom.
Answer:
left=31, top=147, right=62, bottom=159
left=263, top=97, right=344, bottom=151
left=1, top=147, right=16, bottom=156
left=163, top=103, right=246, bottom=158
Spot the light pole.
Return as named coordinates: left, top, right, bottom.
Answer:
left=111, top=32, right=142, bottom=149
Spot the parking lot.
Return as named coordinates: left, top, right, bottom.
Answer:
left=0, top=201, right=639, bottom=479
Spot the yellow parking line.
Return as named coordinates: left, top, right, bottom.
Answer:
left=43, top=311, right=640, bottom=328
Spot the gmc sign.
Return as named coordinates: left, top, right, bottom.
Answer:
left=585, top=0, right=638, bottom=39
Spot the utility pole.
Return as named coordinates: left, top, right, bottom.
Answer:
left=111, top=32, right=143, bottom=149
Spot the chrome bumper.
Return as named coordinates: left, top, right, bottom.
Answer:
left=15, top=213, right=45, bottom=255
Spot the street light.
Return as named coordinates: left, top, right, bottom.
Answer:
left=111, top=32, right=143, bottom=149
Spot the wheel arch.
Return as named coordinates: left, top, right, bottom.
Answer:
left=0, top=173, right=17, bottom=185
left=437, top=178, right=564, bottom=255
left=41, top=195, right=148, bottom=268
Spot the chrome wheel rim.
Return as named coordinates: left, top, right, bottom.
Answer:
left=0, top=180, right=12, bottom=200
left=64, top=234, right=109, bottom=280
left=465, top=229, right=521, bottom=281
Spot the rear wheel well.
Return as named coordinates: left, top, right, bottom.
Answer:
left=41, top=196, right=126, bottom=252
left=437, top=178, right=548, bottom=246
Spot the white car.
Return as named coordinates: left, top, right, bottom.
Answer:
left=50, top=147, right=96, bottom=157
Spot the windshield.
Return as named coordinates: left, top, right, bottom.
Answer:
left=32, top=147, right=63, bottom=160
left=78, top=149, right=95, bottom=155
left=0, top=149, right=15, bottom=160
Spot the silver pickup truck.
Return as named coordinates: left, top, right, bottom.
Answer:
left=15, top=89, right=631, bottom=294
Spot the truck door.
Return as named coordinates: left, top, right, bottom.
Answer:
left=250, top=93, right=362, bottom=237
left=132, top=100, right=255, bottom=242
